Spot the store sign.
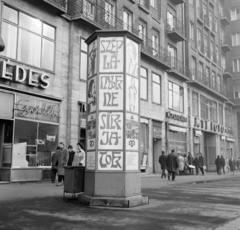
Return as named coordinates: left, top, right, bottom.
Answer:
left=0, top=60, right=50, bottom=89
left=166, top=111, right=187, bottom=122
left=225, top=128, right=234, bottom=135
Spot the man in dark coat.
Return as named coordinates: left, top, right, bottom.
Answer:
left=215, top=155, right=222, bottom=175
left=199, top=153, right=205, bottom=175
left=67, top=145, right=75, bottom=166
left=193, top=154, right=199, bottom=175
left=51, top=147, right=60, bottom=183
left=221, top=156, right=225, bottom=174
left=187, top=152, right=194, bottom=175
left=229, top=156, right=236, bottom=175
left=159, top=151, right=167, bottom=179
left=166, top=149, right=179, bottom=181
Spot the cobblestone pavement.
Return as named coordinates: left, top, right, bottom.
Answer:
left=0, top=172, right=240, bottom=230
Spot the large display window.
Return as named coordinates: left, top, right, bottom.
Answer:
left=12, top=119, right=58, bottom=167
left=168, top=130, right=187, bottom=154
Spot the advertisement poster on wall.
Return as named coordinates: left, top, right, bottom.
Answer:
left=88, top=39, right=97, bottom=78
left=87, top=151, right=95, bottom=170
left=98, top=112, right=123, bottom=150
left=126, top=75, right=139, bottom=113
left=99, top=74, right=124, bottom=110
left=87, top=76, right=96, bottom=113
left=125, top=152, right=139, bottom=170
left=99, top=37, right=124, bottom=73
left=126, top=113, right=139, bottom=150
left=87, top=113, right=96, bottom=150
left=126, top=38, right=139, bottom=77
left=98, top=151, right=123, bottom=170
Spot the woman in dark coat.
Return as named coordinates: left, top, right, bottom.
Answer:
left=159, top=151, right=167, bottom=179
left=166, top=149, right=179, bottom=181
left=229, top=157, right=236, bottom=175
left=215, top=155, right=222, bottom=175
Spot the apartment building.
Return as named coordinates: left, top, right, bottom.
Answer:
left=0, top=0, right=238, bottom=181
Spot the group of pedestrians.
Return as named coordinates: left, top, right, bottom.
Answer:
left=159, top=150, right=206, bottom=181
left=51, top=142, right=85, bottom=186
left=215, top=155, right=240, bottom=175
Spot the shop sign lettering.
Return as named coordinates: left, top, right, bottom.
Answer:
left=98, top=151, right=123, bottom=170
left=98, top=112, right=123, bottom=149
left=0, top=61, right=50, bottom=89
left=166, top=111, right=187, bottom=122
left=99, top=74, right=123, bottom=110
left=15, top=99, right=60, bottom=118
left=99, top=37, right=124, bottom=73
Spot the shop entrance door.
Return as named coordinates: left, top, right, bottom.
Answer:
left=0, top=119, right=13, bottom=181
left=204, top=132, right=216, bottom=171
left=153, top=139, right=162, bottom=173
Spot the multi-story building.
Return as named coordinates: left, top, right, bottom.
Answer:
left=0, top=0, right=238, bottom=182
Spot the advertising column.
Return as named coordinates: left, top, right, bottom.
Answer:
left=79, top=31, right=148, bottom=207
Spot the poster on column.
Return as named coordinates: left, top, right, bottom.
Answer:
left=126, top=152, right=139, bottom=170
left=86, top=151, right=95, bottom=170
left=98, top=151, right=123, bottom=170
left=87, top=76, right=96, bottom=113
left=126, top=75, right=139, bottom=113
left=88, top=39, right=97, bottom=78
left=126, top=113, right=139, bottom=150
left=87, top=113, right=96, bottom=150
left=126, top=38, right=139, bottom=77
left=98, top=112, right=123, bottom=150
left=99, top=74, right=123, bottom=110
left=99, top=37, right=124, bottom=73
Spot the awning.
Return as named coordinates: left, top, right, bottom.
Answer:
left=227, top=137, right=235, bottom=142
left=169, top=125, right=187, bottom=133
left=195, top=130, right=202, bottom=136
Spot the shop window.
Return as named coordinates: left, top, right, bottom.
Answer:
left=2, top=5, right=56, bottom=71
left=12, top=119, right=58, bottom=167
left=168, top=131, right=186, bottom=154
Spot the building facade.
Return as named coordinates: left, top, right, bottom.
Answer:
left=0, top=0, right=238, bottom=181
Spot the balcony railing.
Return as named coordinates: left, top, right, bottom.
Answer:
left=169, top=57, right=189, bottom=78
left=220, top=8, right=231, bottom=26
left=197, top=7, right=204, bottom=22
left=166, top=17, right=185, bottom=41
left=43, top=0, right=67, bottom=12
left=189, top=69, right=227, bottom=97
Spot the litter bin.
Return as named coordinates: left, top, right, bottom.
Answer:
left=63, top=166, right=85, bottom=199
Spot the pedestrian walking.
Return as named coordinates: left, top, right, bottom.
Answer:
left=229, top=156, right=236, bottom=175
left=67, top=145, right=75, bottom=166
left=72, top=142, right=85, bottom=166
left=57, top=142, right=68, bottom=186
left=187, top=152, right=194, bottom=175
left=166, top=149, right=179, bottom=181
left=51, top=146, right=60, bottom=183
left=221, top=156, right=225, bottom=174
left=215, top=155, right=222, bottom=175
left=158, top=151, right=167, bottom=179
left=178, top=154, right=184, bottom=175
left=183, top=154, right=189, bottom=174
left=193, top=154, right=199, bottom=175
left=199, top=153, right=205, bottom=175
left=237, top=158, right=240, bottom=171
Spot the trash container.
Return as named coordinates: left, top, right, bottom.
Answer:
left=63, top=166, right=85, bottom=199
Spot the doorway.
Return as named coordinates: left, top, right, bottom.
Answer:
left=0, top=119, right=13, bottom=181
left=153, top=138, right=162, bottom=173
left=204, top=132, right=216, bottom=171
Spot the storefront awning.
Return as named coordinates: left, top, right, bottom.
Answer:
left=169, top=125, right=187, bottom=133
left=227, top=137, right=235, bottom=142
left=195, top=130, right=202, bottom=136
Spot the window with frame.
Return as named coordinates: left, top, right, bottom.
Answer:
left=219, top=104, right=223, bottom=125
left=150, top=0, right=155, bottom=8
left=225, top=107, right=232, bottom=128
left=82, top=0, right=95, bottom=20
left=123, top=8, right=133, bottom=32
left=205, top=66, right=210, bottom=86
left=233, top=58, right=240, bottom=72
left=80, top=38, right=88, bottom=81
left=192, top=91, right=199, bottom=116
left=233, top=85, right=240, bottom=99
left=169, top=81, right=184, bottom=113
left=200, top=96, right=215, bottom=121
left=2, top=5, right=56, bottom=71
left=212, top=71, right=216, bottom=89
left=199, top=61, right=204, bottom=80
left=215, top=17, right=218, bottom=32
left=104, top=1, right=115, bottom=26
left=139, top=19, right=147, bottom=45
left=197, top=28, right=202, bottom=51
left=230, top=8, right=240, bottom=21
left=212, top=101, right=217, bottom=122
left=140, top=67, right=148, bottom=100
left=168, top=44, right=177, bottom=68
left=192, top=56, right=197, bottom=77
left=232, top=33, right=240, bottom=46
left=152, top=73, right=161, bottom=104
left=190, top=21, right=195, bottom=41
left=152, top=28, right=159, bottom=56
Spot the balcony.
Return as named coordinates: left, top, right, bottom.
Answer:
left=220, top=9, right=231, bottom=26
left=197, top=7, right=204, bottom=24
left=166, top=17, right=186, bottom=42
left=204, top=15, right=210, bottom=30
left=67, top=0, right=171, bottom=69
left=198, top=41, right=204, bottom=55
left=170, top=0, right=185, bottom=5
left=188, top=69, right=228, bottom=100
left=220, top=35, right=232, bottom=52
left=138, top=0, right=150, bottom=14
left=222, top=64, right=233, bottom=78
left=42, top=0, right=67, bottom=13
left=167, top=57, right=189, bottom=81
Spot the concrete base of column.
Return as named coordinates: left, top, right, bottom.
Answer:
left=78, top=194, right=149, bottom=208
